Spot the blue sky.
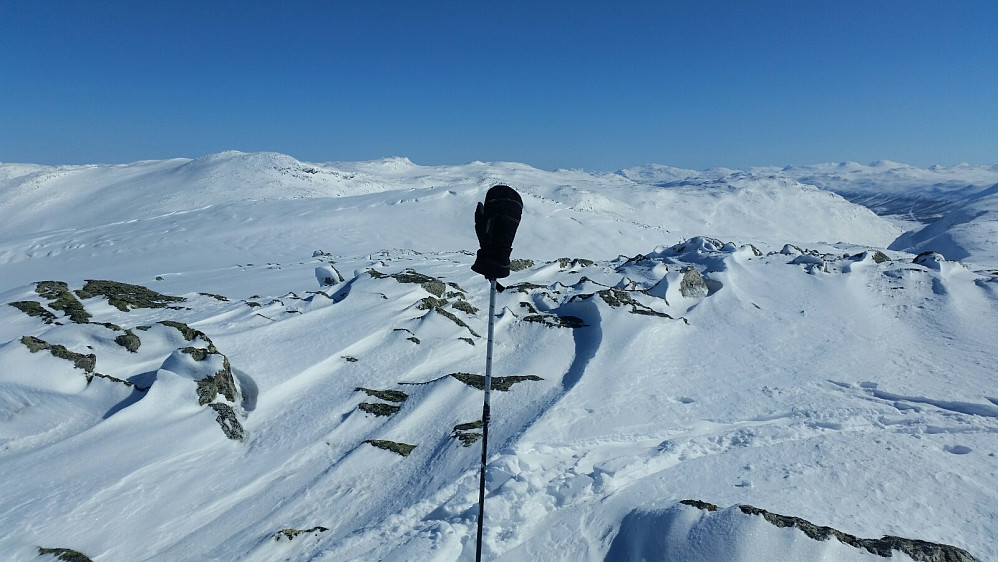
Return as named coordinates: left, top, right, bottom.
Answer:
left=2, top=1, right=995, bottom=170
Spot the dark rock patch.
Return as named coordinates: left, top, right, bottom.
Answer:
left=9, top=300, right=58, bottom=324
left=680, top=500, right=975, bottom=561
left=76, top=280, right=184, bottom=311
left=195, top=356, right=238, bottom=405
left=114, top=330, right=141, bottom=353
left=450, top=372, right=543, bottom=391
left=364, top=439, right=416, bottom=457
left=199, top=292, right=229, bottom=301
left=451, top=299, right=479, bottom=315
left=358, top=402, right=401, bottom=417
left=37, top=547, right=93, bottom=562
left=510, top=259, right=535, bottom=272
left=273, top=526, right=328, bottom=541
left=452, top=420, right=483, bottom=447
left=355, top=388, right=408, bottom=402
left=21, top=336, right=96, bottom=373
left=416, top=296, right=448, bottom=310
left=158, top=320, right=201, bottom=342
left=36, top=281, right=90, bottom=323
left=522, top=313, right=586, bottom=328
left=595, top=288, right=671, bottom=317
left=209, top=403, right=244, bottom=441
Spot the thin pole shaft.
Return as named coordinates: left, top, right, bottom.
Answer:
left=476, top=278, right=497, bottom=562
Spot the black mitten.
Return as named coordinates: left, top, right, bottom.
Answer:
left=471, top=184, right=522, bottom=279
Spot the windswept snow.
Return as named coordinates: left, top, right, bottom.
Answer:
left=1, top=152, right=996, bottom=561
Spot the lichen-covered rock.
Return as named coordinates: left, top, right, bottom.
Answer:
left=35, top=281, right=91, bottom=323
left=450, top=372, right=543, bottom=391
left=595, top=288, right=672, bottom=317
left=355, top=388, right=408, bottom=402
left=452, top=420, right=483, bottom=446
left=199, top=292, right=229, bottom=301
left=358, top=402, right=401, bottom=417
left=451, top=299, right=479, bottom=315
left=510, top=258, right=535, bottom=272
left=364, top=439, right=416, bottom=456
left=680, top=500, right=976, bottom=562
left=76, top=280, right=184, bottom=311
left=195, top=356, right=238, bottom=405
left=114, top=330, right=141, bottom=353
left=158, top=320, right=200, bottom=342
left=209, top=402, right=244, bottom=441
left=9, top=300, right=58, bottom=324
left=20, top=336, right=96, bottom=373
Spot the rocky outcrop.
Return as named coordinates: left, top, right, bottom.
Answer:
left=37, top=547, right=93, bottom=562
left=364, top=439, right=416, bottom=457
left=75, top=280, right=184, bottom=311
left=21, top=336, right=96, bottom=373
left=273, top=526, right=328, bottom=541
left=680, top=500, right=976, bottom=561
left=35, top=281, right=90, bottom=323
left=450, top=372, right=542, bottom=391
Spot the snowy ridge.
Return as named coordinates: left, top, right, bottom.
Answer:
left=1, top=152, right=997, bottom=561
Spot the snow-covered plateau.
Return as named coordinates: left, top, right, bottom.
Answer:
left=1, top=152, right=996, bottom=561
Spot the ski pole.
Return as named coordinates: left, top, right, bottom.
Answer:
left=476, top=277, right=497, bottom=562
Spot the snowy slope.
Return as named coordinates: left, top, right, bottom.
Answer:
left=621, top=160, right=998, bottom=268
left=1, top=153, right=996, bottom=562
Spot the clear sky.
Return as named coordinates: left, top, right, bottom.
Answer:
left=2, top=1, right=995, bottom=171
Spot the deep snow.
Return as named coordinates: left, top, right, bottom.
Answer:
left=1, top=152, right=995, bottom=561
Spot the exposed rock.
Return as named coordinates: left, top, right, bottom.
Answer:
left=364, top=439, right=416, bottom=457
left=158, top=320, right=200, bottom=342
left=680, top=500, right=975, bottom=562
left=557, top=257, right=595, bottom=269
left=35, top=281, right=90, bottom=323
left=595, top=288, right=672, bottom=317
left=114, top=330, right=141, bottom=353
left=451, top=299, right=479, bottom=315
left=679, top=267, right=708, bottom=298
left=37, top=547, right=93, bottom=562
left=195, top=356, right=238, bottom=405
left=20, top=336, right=96, bottom=373
left=452, top=420, right=483, bottom=446
left=198, top=292, right=229, bottom=301
left=9, top=300, right=58, bottom=324
left=459, top=337, right=475, bottom=346
left=510, top=258, right=535, bottom=272
left=450, top=372, right=543, bottom=391
left=273, top=526, right=329, bottom=541
left=522, top=313, right=586, bottom=328
left=507, top=282, right=551, bottom=294
left=416, top=296, right=448, bottom=310
left=76, top=280, right=184, bottom=311
left=314, top=265, right=344, bottom=286
left=358, top=402, right=401, bottom=417
left=679, top=499, right=719, bottom=512
left=355, top=388, right=408, bottom=402
left=181, top=346, right=214, bottom=361
left=209, top=403, right=244, bottom=441
left=914, top=251, right=947, bottom=270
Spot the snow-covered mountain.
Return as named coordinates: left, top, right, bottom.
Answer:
left=1, top=152, right=995, bottom=561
